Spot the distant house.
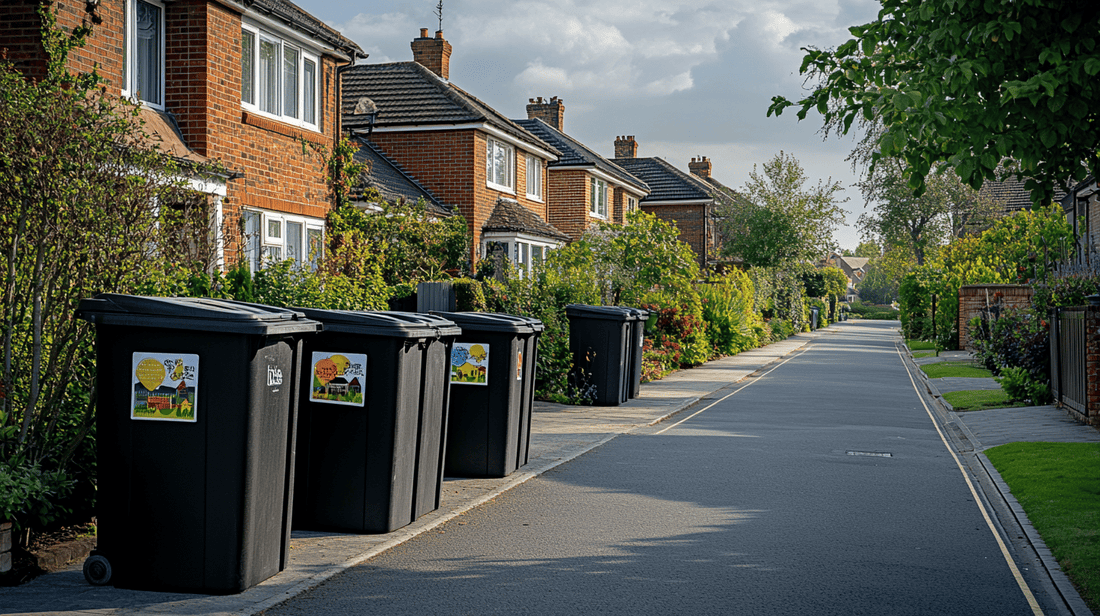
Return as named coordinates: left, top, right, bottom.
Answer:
left=1060, top=177, right=1099, bottom=264
left=612, top=139, right=740, bottom=269
left=2, top=0, right=365, bottom=273
left=823, top=253, right=869, bottom=302
left=340, top=30, right=568, bottom=268
left=513, top=103, right=649, bottom=239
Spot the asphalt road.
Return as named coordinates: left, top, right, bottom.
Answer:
left=263, top=321, right=1045, bottom=615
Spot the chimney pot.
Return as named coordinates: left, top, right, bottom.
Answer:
left=435, top=30, right=444, bottom=39
left=689, top=155, right=712, bottom=179
left=420, top=28, right=428, bottom=38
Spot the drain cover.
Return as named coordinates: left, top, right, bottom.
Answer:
left=847, top=451, right=893, bottom=458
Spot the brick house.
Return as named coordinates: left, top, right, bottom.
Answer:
left=1061, top=177, right=1100, bottom=264
left=612, top=138, right=739, bottom=269
left=340, top=29, right=568, bottom=272
left=1, top=0, right=364, bottom=271
left=514, top=100, right=649, bottom=239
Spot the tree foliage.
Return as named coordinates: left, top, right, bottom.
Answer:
left=769, top=0, right=1100, bottom=203
left=718, top=151, right=846, bottom=267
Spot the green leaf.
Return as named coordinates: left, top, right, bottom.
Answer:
left=892, top=92, right=912, bottom=110
left=1085, top=57, right=1100, bottom=76
left=1040, top=129, right=1057, bottom=149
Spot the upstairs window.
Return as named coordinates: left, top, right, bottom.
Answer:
left=627, top=196, right=637, bottom=213
left=590, top=177, right=608, bottom=218
left=241, top=23, right=321, bottom=130
left=526, top=154, right=543, bottom=200
left=486, top=137, right=514, bottom=192
left=124, top=0, right=164, bottom=107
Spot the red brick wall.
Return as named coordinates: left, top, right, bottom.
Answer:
left=7, top=0, right=347, bottom=267
left=641, top=203, right=707, bottom=268
left=369, top=129, right=551, bottom=262
left=957, top=284, right=1034, bottom=350
left=546, top=169, right=592, bottom=239
left=1085, top=306, right=1100, bottom=425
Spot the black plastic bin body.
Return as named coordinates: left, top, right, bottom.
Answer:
left=620, top=307, right=649, bottom=399
left=76, top=294, right=320, bottom=594
left=566, top=305, right=633, bottom=406
left=811, top=307, right=820, bottom=330
left=430, top=312, right=539, bottom=478
left=292, top=310, right=460, bottom=533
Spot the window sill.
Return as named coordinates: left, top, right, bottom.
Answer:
left=242, top=110, right=328, bottom=146
left=526, top=194, right=545, bottom=203
left=487, top=182, right=516, bottom=195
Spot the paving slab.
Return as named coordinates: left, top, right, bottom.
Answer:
left=0, top=328, right=829, bottom=616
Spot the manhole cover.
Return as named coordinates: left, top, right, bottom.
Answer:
left=846, top=451, right=893, bottom=458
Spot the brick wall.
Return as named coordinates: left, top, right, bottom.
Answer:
left=9, top=0, right=347, bottom=267
left=641, top=203, right=707, bottom=268
left=957, top=284, right=1034, bottom=350
left=370, top=129, right=550, bottom=262
left=546, top=170, right=593, bottom=239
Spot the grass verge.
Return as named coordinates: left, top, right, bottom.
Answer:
left=911, top=350, right=937, bottom=359
left=941, top=389, right=1024, bottom=411
left=985, top=442, right=1100, bottom=613
left=921, top=361, right=994, bottom=379
left=907, top=339, right=936, bottom=351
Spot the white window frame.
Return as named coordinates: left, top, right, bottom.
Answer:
left=525, top=154, right=543, bottom=201
left=481, top=233, right=559, bottom=278
left=627, top=196, right=637, bottom=213
left=243, top=209, right=325, bottom=272
left=122, top=0, right=166, bottom=108
left=590, top=177, right=608, bottom=219
left=486, top=137, right=515, bottom=193
left=240, top=21, right=322, bottom=131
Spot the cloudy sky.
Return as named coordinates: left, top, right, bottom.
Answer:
left=296, top=0, right=883, bottom=250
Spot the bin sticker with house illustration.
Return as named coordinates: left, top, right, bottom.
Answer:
left=451, top=342, right=488, bottom=385
left=310, top=352, right=367, bottom=407
left=131, top=353, right=199, bottom=422
left=517, top=349, right=523, bottom=381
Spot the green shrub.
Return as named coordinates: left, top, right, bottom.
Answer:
left=0, top=457, right=73, bottom=535
left=453, top=278, right=487, bottom=311
left=698, top=271, right=760, bottom=356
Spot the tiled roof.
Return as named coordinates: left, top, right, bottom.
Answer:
left=513, top=119, right=648, bottom=193
left=248, top=0, right=363, bottom=57
left=700, top=175, right=752, bottom=211
left=341, top=62, right=558, bottom=156
left=351, top=138, right=453, bottom=217
left=482, top=198, right=570, bottom=242
left=979, top=175, right=1068, bottom=212
left=136, top=108, right=242, bottom=178
left=614, top=157, right=719, bottom=203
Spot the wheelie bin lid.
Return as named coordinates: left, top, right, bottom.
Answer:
left=430, top=311, right=536, bottom=334
left=294, top=308, right=461, bottom=339
left=618, top=306, right=650, bottom=320
left=565, top=304, right=632, bottom=322
left=76, top=294, right=322, bottom=336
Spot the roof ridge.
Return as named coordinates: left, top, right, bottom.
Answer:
left=514, top=118, right=648, bottom=191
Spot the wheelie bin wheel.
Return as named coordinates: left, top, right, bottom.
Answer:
left=83, top=553, right=112, bottom=586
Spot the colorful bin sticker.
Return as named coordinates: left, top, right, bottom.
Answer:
left=131, top=353, right=199, bottom=422
left=517, top=349, right=523, bottom=381
left=451, top=342, right=489, bottom=386
left=310, top=352, right=367, bottom=407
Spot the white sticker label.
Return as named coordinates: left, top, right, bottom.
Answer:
left=131, top=353, right=199, bottom=422
left=310, top=352, right=367, bottom=407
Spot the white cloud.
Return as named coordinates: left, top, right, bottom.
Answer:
left=643, top=71, right=694, bottom=96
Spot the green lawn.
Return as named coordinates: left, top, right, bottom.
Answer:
left=941, top=389, right=1024, bottom=411
left=911, top=350, right=937, bottom=359
left=920, top=361, right=994, bottom=379
left=985, top=443, right=1100, bottom=613
left=907, top=339, right=937, bottom=351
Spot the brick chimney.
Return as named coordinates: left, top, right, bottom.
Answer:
left=411, top=28, right=451, bottom=80
left=689, top=156, right=712, bottom=179
left=526, top=96, right=565, bottom=131
left=614, top=135, right=638, bottom=159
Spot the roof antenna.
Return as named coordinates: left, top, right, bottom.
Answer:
left=435, top=0, right=444, bottom=32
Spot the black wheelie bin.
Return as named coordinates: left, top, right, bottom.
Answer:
left=75, top=294, right=320, bottom=594
left=620, top=307, right=649, bottom=399
left=430, top=312, right=540, bottom=478
left=565, top=305, right=633, bottom=406
left=291, top=310, right=460, bottom=533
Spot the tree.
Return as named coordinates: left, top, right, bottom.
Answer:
left=768, top=1, right=1100, bottom=204
left=718, top=151, right=847, bottom=267
left=853, top=241, right=881, bottom=258
left=1, top=5, right=223, bottom=529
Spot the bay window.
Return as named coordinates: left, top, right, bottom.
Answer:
left=241, top=23, right=321, bottom=130
left=243, top=210, right=324, bottom=272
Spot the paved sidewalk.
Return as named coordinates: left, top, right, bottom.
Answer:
left=0, top=329, right=826, bottom=616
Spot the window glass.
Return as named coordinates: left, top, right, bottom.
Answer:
left=243, top=210, right=261, bottom=273
left=241, top=30, right=255, bottom=105
left=590, top=178, right=608, bottom=217
left=487, top=138, right=513, bottom=189
left=307, top=227, right=323, bottom=269
left=526, top=155, right=542, bottom=199
left=134, top=0, right=162, bottom=105
left=259, top=38, right=279, bottom=114
left=303, top=59, right=317, bottom=125
left=286, top=221, right=303, bottom=267
left=283, top=45, right=299, bottom=119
